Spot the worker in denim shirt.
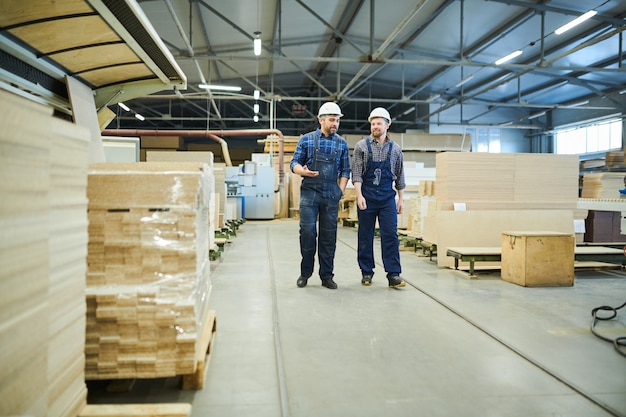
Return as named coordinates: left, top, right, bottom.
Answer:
left=290, top=102, right=351, bottom=289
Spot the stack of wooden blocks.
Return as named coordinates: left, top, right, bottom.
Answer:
left=85, top=162, right=214, bottom=380
left=0, top=90, right=90, bottom=417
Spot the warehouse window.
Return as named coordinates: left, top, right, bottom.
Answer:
left=555, top=117, right=622, bottom=154
left=470, top=128, right=501, bottom=152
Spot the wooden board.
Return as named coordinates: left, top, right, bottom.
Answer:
left=181, top=309, right=217, bottom=390
left=79, top=403, right=191, bottom=417
left=433, top=210, right=574, bottom=268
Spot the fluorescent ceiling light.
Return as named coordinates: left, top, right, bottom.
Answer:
left=253, top=89, right=260, bottom=100
left=401, top=106, right=415, bottom=116
left=619, top=89, right=626, bottom=94
left=567, top=100, right=589, bottom=108
left=500, top=121, right=513, bottom=126
left=253, top=31, right=262, bottom=56
left=199, top=84, right=242, bottom=92
left=134, top=113, right=145, bottom=121
left=555, top=10, right=597, bottom=35
left=528, top=111, right=546, bottom=119
left=495, top=50, right=522, bottom=65
left=455, top=74, right=474, bottom=87
left=118, top=102, right=130, bottom=111
left=426, top=93, right=441, bottom=102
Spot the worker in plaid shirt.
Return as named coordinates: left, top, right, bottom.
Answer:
left=290, top=102, right=351, bottom=290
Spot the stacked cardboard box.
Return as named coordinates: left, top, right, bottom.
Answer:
left=85, top=162, right=213, bottom=379
left=0, top=90, right=89, bottom=417
left=585, top=210, right=626, bottom=242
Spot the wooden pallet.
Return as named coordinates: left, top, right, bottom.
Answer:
left=79, top=403, right=191, bottom=417
left=341, top=218, right=358, bottom=227
left=181, top=309, right=217, bottom=390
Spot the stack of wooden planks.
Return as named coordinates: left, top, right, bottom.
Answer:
left=581, top=172, right=625, bottom=199
left=0, top=90, right=90, bottom=417
left=426, top=152, right=580, bottom=268
left=435, top=152, right=578, bottom=208
left=85, top=162, right=214, bottom=380
left=605, top=150, right=625, bottom=167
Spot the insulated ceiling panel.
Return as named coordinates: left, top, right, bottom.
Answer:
left=0, top=0, right=186, bottom=112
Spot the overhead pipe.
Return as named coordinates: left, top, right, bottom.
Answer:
left=206, top=133, right=233, bottom=167
left=101, top=128, right=285, bottom=184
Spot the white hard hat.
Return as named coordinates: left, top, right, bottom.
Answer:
left=368, top=107, right=391, bottom=124
left=318, top=102, right=343, bottom=117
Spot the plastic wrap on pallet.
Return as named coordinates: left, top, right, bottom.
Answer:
left=85, top=162, right=214, bottom=379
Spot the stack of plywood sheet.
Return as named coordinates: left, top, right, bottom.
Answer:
left=408, top=195, right=435, bottom=236
left=581, top=172, right=625, bottom=199
left=263, top=134, right=299, bottom=153
left=85, top=162, right=213, bottom=380
left=426, top=152, right=579, bottom=268
left=435, top=153, right=578, bottom=208
left=0, top=90, right=89, bottom=417
left=606, top=150, right=624, bottom=167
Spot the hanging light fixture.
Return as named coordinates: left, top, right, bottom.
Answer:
left=528, top=111, right=546, bottom=120
left=555, top=10, right=597, bottom=35
left=253, top=103, right=260, bottom=114
left=495, top=50, right=522, bottom=65
left=254, top=89, right=260, bottom=100
left=118, top=102, right=130, bottom=111
left=254, top=31, right=262, bottom=56
left=198, top=84, right=242, bottom=92
left=253, top=115, right=259, bottom=122
left=454, top=74, right=474, bottom=88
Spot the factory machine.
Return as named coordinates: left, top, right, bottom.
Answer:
left=225, top=161, right=275, bottom=220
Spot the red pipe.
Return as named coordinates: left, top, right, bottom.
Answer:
left=101, top=129, right=285, bottom=184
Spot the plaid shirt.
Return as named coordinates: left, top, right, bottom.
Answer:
left=290, top=128, right=351, bottom=179
left=351, top=135, right=406, bottom=190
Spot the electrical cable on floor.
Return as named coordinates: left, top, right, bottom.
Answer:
left=591, top=300, right=626, bottom=358
left=265, top=226, right=291, bottom=417
left=400, top=277, right=626, bottom=417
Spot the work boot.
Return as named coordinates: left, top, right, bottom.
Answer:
left=321, top=279, right=338, bottom=289
left=388, top=276, right=406, bottom=288
left=297, top=275, right=310, bottom=288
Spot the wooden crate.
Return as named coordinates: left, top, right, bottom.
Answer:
left=501, top=231, right=575, bottom=287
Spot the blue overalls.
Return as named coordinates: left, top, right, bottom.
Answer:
left=357, top=139, right=401, bottom=279
left=299, top=134, right=343, bottom=281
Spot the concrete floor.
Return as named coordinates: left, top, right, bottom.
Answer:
left=87, top=219, right=626, bottom=417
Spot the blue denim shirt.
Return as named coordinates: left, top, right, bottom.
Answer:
left=290, top=128, right=351, bottom=180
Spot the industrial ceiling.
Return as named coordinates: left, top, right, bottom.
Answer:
left=1, top=0, right=625, bottom=137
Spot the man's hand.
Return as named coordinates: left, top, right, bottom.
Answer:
left=299, top=165, right=319, bottom=177
left=357, top=195, right=367, bottom=210
left=396, top=199, right=404, bottom=214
